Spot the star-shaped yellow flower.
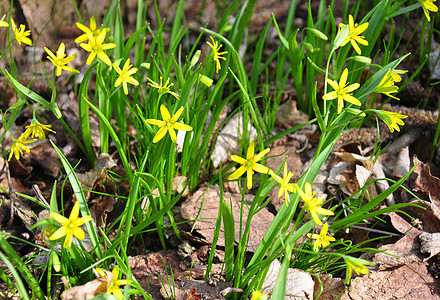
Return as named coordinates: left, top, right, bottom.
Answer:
left=374, top=69, right=401, bottom=100
left=23, top=120, right=55, bottom=140
left=0, top=20, right=9, bottom=27
left=146, top=105, right=193, bottom=143
left=44, top=43, right=80, bottom=77
left=80, top=30, right=116, bottom=66
left=376, top=110, right=407, bottom=133
left=229, top=141, right=271, bottom=189
left=344, top=256, right=373, bottom=284
left=11, top=19, right=32, bottom=46
left=322, top=68, right=361, bottom=114
left=8, top=135, right=36, bottom=161
left=272, top=163, right=296, bottom=205
left=297, top=182, right=334, bottom=225
left=113, top=59, right=139, bottom=95
left=206, top=36, right=228, bottom=73
left=338, top=15, right=369, bottom=55
left=147, top=77, right=179, bottom=99
left=251, top=290, right=268, bottom=300
left=75, top=17, right=109, bottom=43
left=419, top=0, right=438, bottom=22
left=49, top=201, right=92, bottom=248
left=96, top=266, right=129, bottom=299
left=307, top=222, right=336, bottom=250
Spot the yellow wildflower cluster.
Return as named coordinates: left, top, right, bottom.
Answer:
left=228, top=142, right=334, bottom=225
left=9, top=120, right=55, bottom=161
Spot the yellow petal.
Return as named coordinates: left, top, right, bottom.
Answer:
left=153, top=127, right=167, bottom=143
left=69, top=201, right=80, bottom=221
left=229, top=166, right=247, bottom=180
left=246, top=141, right=255, bottom=160
left=51, top=212, right=68, bottom=225
left=49, top=226, right=67, bottom=240
left=160, top=105, right=171, bottom=120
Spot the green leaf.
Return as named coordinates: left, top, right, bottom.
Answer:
left=50, top=140, right=103, bottom=259
left=222, top=199, right=235, bottom=282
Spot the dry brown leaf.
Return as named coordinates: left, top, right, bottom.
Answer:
left=392, top=146, right=410, bottom=178
left=419, top=232, right=440, bottom=261
left=340, top=262, right=440, bottom=299
left=275, top=99, right=310, bottom=128
left=261, top=259, right=314, bottom=300
left=180, top=185, right=275, bottom=252
left=413, top=155, right=440, bottom=204
left=313, top=274, right=345, bottom=300
left=61, top=269, right=113, bottom=300
left=334, top=152, right=373, bottom=170
left=401, top=200, right=440, bottom=233
left=373, top=214, right=422, bottom=270
left=372, top=160, right=395, bottom=205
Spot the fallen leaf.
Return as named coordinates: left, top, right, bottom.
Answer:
left=180, top=184, right=275, bottom=252
left=313, top=274, right=345, bottom=300
left=401, top=200, right=440, bottom=233
left=261, top=259, right=314, bottom=300
left=340, top=262, right=440, bottom=299
left=61, top=269, right=113, bottom=300
left=373, top=213, right=422, bottom=270
left=413, top=155, right=440, bottom=204
left=392, top=147, right=410, bottom=178
left=275, top=99, right=309, bottom=128
left=419, top=232, right=440, bottom=261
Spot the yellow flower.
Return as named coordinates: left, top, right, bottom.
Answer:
left=272, top=163, right=296, bottom=205
left=44, top=43, right=80, bottom=77
left=229, top=141, right=271, bottom=190
left=146, top=105, right=193, bottom=143
left=251, top=290, right=268, bottom=300
left=75, top=17, right=109, bottom=43
left=49, top=201, right=92, bottom=248
left=11, top=19, right=32, bottom=46
left=23, top=120, right=55, bottom=140
left=297, top=182, right=334, bottom=225
left=374, top=69, right=401, bottom=100
left=344, top=256, right=373, bottom=284
left=113, top=59, right=139, bottom=95
left=322, top=68, right=361, bottom=114
left=206, top=36, right=228, bottom=73
left=307, top=222, right=336, bottom=250
left=147, top=77, right=179, bottom=99
left=8, top=135, right=36, bottom=161
left=376, top=110, right=407, bottom=133
left=96, top=266, right=129, bottom=299
left=338, top=15, right=369, bottom=55
left=419, top=0, right=438, bottom=22
left=80, top=30, right=116, bottom=66
left=0, top=20, right=9, bottom=27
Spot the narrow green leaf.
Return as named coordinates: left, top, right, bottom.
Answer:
left=50, top=140, right=103, bottom=259
left=222, top=199, right=235, bottom=282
